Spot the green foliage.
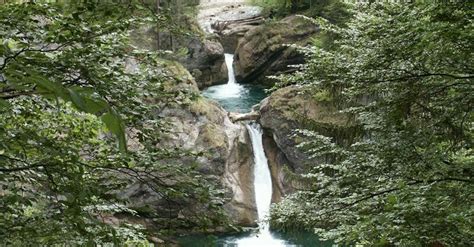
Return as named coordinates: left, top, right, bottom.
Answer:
left=251, top=0, right=308, bottom=15
left=1, top=0, right=135, bottom=149
left=0, top=1, right=228, bottom=244
left=312, top=89, right=332, bottom=102
left=271, top=2, right=473, bottom=246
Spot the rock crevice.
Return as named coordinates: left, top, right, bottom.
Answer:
left=258, top=86, right=355, bottom=201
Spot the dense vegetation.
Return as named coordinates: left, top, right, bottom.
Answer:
left=0, top=1, right=226, bottom=244
left=1, top=0, right=472, bottom=246
left=270, top=2, right=473, bottom=246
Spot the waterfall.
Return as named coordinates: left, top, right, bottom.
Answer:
left=202, top=53, right=290, bottom=246
left=225, top=53, right=237, bottom=85
left=247, top=123, right=272, bottom=229
left=203, top=53, right=243, bottom=100
left=235, top=123, right=287, bottom=246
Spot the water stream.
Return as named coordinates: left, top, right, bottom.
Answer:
left=233, top=123, right=288, bottom=246
left=202, top=54, right=267, bottom=113
left=207, top=54, right=289, bottom=246
left=180, top=54, right=331, bottom=246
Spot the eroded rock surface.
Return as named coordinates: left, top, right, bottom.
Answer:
left=121, top=61, right=258, bottom=228
left=234, top=15, right=319, bottom=85
left=259, top=86, right=356, bottom=200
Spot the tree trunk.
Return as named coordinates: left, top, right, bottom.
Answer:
left=156, top=0, right=161, bottom=50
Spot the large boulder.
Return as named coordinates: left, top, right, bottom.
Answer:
left=259, top=85, right=357, bottom=200
left=179, top=38, right=228, bottom=89
left=234, top=15, right=319, bottom=84
left=155, top=99, right=258, bottom=227
left=215, top=15, right=265, bottom=53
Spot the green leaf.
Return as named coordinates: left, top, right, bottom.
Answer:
left=0, top=99, right=10, bottom=109
left=82, top=97, right=109, bottom=114
left=31, top=73, right=68, bottom=99
left=101, top=110, right=127, bottom=153
left=4, top=67, right=31, bottom=90
left=67, top=88, right=86, bottom=111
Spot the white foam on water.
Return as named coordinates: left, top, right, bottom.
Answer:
left=202, top=54, right=245, bottom=99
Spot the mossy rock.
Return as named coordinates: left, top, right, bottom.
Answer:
left=260, top=86, right=357, bottom=173
left=197, top=123, right=227, bottom=149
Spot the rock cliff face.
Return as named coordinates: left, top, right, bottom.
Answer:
left=130, top=26, right=227, bottom=89
left=179, top=38, right=228, bottom=89
left=216, top=15, right=265, bottom=53
left=157, top=98, right=258, bottom=226
left=258, top=86, right=356, bottom=201
left=233, top=15, right=319, bottom=84
left=121, top=61, right=258, bottom=228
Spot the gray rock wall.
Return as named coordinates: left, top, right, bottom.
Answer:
left=121, top=61, right=258, bottom=228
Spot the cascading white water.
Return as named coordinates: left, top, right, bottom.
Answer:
left=225, top=53, right=237, bottom=85
left=248, top=123, right=272, bottom=227
left=234, top=123, right=287, bottom=246
left=202, top=53, right=292, bottom=246
left=203, top=54, right=244, bottom=100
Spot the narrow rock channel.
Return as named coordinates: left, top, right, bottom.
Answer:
left=199, top=52, right=288, bottom=246
left=185, top=1, right=331, bottom=246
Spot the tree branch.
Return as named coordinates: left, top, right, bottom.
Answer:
left=327, top=177, right=473, bottom=214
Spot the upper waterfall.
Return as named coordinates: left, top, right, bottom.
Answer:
left=225, top=53, right=237, bottom=85
left=202, top=54, right=266, bottom=113
left=203, top=53, right=243, bottom=99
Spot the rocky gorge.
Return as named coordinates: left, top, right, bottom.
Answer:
left=2, top=1, right=468, bottom=245
left=194, top=0, right=333, bottom=210
left=120, top=0, right=346, bottom=243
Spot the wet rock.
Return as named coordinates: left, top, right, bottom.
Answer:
left=223, top=124, right=258, bottom=226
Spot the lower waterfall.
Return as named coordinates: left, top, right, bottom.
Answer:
left=247, top=123, right=272, bottom=230
left=234, top=123, right=287, bottom=246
